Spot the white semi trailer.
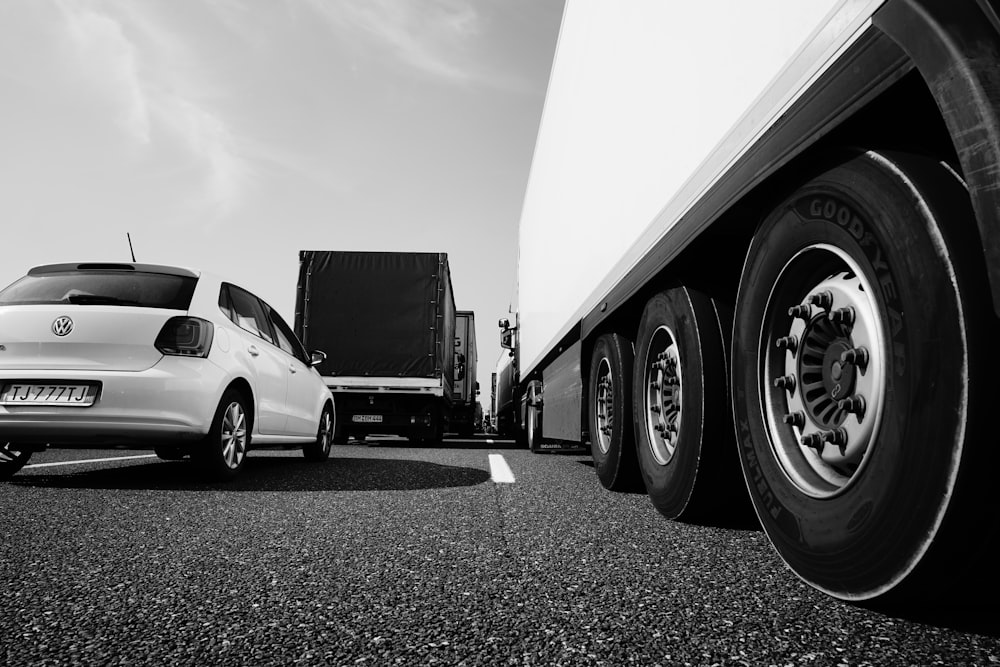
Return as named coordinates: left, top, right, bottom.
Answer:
left=500, top=0, right=1000, bottom=604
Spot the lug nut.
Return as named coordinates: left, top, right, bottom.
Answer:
left=829, top=307, right=856, bottom=328
left=808, top=290, right=834, bottom=310
left=650, top=405, right=661, bottom=414
left=837, top=395, right=866, bottom=417
left=840, top=346, right=869, bottom=370
left=788, top=304, right=812, bottom=321
left=773, top=375, right=796, bottom=392
left=775, top=335, right=798, bottom=354
left=801, top=432, right=825, bottom=452
left=823, top=427, right=849, bottom=455
left=783, top=411, right=805, bottom=428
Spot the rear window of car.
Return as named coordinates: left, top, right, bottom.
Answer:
left=0, top=271, right=197, bottom=310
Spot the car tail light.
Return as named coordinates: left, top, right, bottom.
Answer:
left=155, top=317, right=214, bottom=357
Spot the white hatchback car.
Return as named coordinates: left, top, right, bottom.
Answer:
left=0, top=262, right=335, bottom=480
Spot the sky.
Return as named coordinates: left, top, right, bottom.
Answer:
left=0, top=0, right=565, bottom=403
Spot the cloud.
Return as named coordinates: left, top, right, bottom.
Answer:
left=158, top=97, right=249, bottom=216
left=54, top=0, right=249, bottom=217
left=58, top=1, right=152, bottom=143
left=299, top=0, right=482, bottom=83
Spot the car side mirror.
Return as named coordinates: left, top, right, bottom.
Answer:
left=309, top=350, right=327, bottom=367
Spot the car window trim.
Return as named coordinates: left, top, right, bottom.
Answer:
left=219, top=283, right=309, bottom=365
left=265, top=304, right=310, bottom=365
left=218, top=284, right=236, bottom=322
left=225, top=283, right=275, bottom=345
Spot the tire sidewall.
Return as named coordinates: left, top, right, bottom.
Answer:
left=589, top=333, right=636, bottom=489
left=200, top=388, right=251, bottom=479
left=0, top=445, right=32, bottom=480
left=304, top=404, right=333, bottom=462
left=633, top=289, right=706, bottom=518
left=732, top=153, right=967, bottom=597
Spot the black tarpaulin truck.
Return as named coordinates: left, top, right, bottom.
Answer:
left=294, top=251, right=455, bottom=443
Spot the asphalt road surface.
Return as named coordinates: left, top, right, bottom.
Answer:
left=2, top=435, right=998, bottom=666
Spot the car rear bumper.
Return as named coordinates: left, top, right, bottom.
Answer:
left=0, top=357, right=229, bottom=446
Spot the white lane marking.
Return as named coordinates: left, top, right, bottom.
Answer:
left=488, top=453, right=515, bottom=484
left=486, top=439, right=495, bottom=444
left=25, top=454, right=158, bottom=469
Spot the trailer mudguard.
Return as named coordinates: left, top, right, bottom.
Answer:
left=874, top=0, right=1000, bottom=315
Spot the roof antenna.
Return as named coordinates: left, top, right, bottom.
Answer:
left=126, top=233, right=137, bottom=262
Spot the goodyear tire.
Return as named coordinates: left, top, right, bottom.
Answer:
left=303, top=403, right=333, bottom=462
left=589, top=333, right=642, bottom=491
left=732, top=151, right=998, bottom=602
left=633, top=287, right=739, bottom=520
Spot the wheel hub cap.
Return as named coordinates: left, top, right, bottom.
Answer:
left=222, top=402, right=247, bottom=469
left=765, top=246, right=887, bottom=497
left=595, top=358, right=614, bottom=454
left=644, top=326, right=682, bottom=466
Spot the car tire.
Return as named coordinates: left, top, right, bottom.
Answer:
left=731, top=150, right=999, bottom=602
left=0, top=443, right=32, bottom=480
left=154, top=445, right=188, bottom=461
left=196, top=388, right=251, bottom=480
left=303, top=404, right=333, bottom=462
left=589, top=333, right=642, bottom=491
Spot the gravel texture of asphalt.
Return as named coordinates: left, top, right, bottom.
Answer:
left=1, top=437, right=998, bottom=666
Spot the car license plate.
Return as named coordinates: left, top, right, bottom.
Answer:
left=0, top=383, right=97, bottom=407
left=352, top=414, right=383, bottom=423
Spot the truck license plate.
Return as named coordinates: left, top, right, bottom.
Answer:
left=352, top=414, right=383, bottom=423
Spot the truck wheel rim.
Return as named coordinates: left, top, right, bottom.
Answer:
left=762, top=243, right=886, bottom=498
left=221, top=401, right=248, bottom=469
left=644, top=325, right=682, bottom=466
left=594, top=357, right=614, bottom=454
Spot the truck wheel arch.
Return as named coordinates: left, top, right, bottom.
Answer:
left=875, top=0, right=1000, bottom=315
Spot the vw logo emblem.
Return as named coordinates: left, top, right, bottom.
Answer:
left=52, top=316, right=74, bottom=337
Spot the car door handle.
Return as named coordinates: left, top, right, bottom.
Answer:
left=248, top=345, right=259, bottom=357
left=289, top=364, right=297, bottom=374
